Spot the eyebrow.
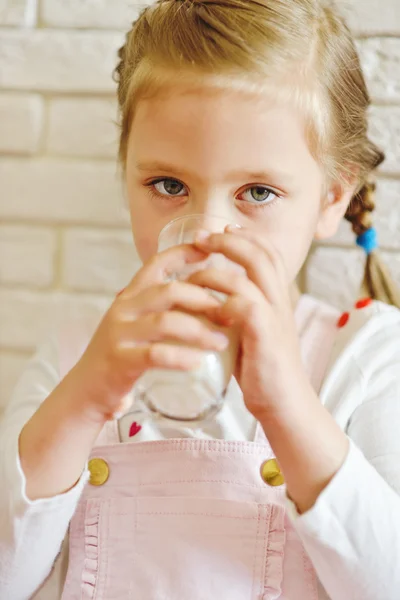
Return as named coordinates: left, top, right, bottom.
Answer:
left=136, top=161, right=294, bottom=184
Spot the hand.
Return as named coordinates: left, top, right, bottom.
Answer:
left=192, top=226, right=308, bottom=421
left=193, top=227, right=350, bottom=514
left=74, top=245, right=228, bottom=423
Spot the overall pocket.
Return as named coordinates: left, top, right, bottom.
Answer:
left=91, top=495, right=286, bottom=600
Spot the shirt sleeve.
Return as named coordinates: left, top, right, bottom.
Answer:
left=0, top=335, right=89, bottom=600
left=286, top=315, right=400, bottom=600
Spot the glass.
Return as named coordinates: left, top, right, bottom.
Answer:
left=134, top=215, right=240, bottom=424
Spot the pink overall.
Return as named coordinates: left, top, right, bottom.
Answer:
left=62, top=433, right=318, bottom=600
left=60, top=297, right=336, bottom=600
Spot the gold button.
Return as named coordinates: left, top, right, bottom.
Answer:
left=88, top=458, right=109, bottom=486
left=260, top=459, right=285, bottom=487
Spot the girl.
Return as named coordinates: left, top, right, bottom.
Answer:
left=1, top=0, right=400, bottom=598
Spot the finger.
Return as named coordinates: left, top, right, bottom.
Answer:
left=107, top=342, right=207, bottom=419
left=225, top=225, right=287, bottom=282
left=123, top=245, right=208, bottom=296
left=115, top=310, right=229, bottom=352
left=216, top=294, right=272, bottom=341
left=116, top=280, right=222, bottom=320
left=188, top=267, right=264, bottom=304
left=194, top=232, right=284, bottom=304
left=124, top=343, right=208, bottom=372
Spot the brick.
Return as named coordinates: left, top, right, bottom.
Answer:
left=47, top=98, right=119, bottom=159
left=0, top=0, right=37, bottom=26
left=0, top=29, right=123, bottom=93
left=305, top=246, right=400, bottom=310
left=0, top=225, right=56, bottom=288
left=341, top=0, right=400, bottom=36
left=369, top=106, right=400, bottom=176
left=0, top=351, right=29, bottom=412
left=0, top=289, right=110, bottom=351
left=0, top=158, right=130, bottom=226
left=357, top=38, right=400, bottom=103
left=322, top=179, right=400, bottom=250
left=41, top=0, right=151, bottom=29
left=62, top=228, right=141, bottom=294
left=0, top=93, right=44, bottom=155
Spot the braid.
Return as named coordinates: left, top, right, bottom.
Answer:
left=345, top=148, right=384, bottom=237
left=345, top=179, right=376, bottom=237
left=345, top=152, right=400, bottom=308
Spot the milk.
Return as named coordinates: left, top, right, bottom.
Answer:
left=136, top=318, right=239, bottom=422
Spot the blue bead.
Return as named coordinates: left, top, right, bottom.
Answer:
left=356, top=228, right=378, bottom=255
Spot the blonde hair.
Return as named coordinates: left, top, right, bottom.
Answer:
left=114, top=0, right=400, bottom=307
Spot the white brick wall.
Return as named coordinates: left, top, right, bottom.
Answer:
left=0, top=158, right=130, bottom=225
left=0, top=225, right=56, bottom=287
left=0, top=0, right=399, bottom=410
left=62, top=228, right=138, bottom=293
left=0, top=30, right=124, bottom=92
left=0, top=93, right=44, bottom=154
left=40, top=0, right=150, bottom=29
left=342, top=0, right=400, bottom=36
left=0, top=289, right=109, bottom=350
left=47, top=98, right=119, bottom=158
left=358, top=39, right=400, bottom=102
left=369, top=106, right=400, bottom=175
left=0, top=0, right=37, bottom=27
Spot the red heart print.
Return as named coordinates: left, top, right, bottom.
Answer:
left=129, top=422, right=142, bottom=438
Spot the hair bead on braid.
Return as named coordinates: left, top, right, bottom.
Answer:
left=356, top=228, right=378, bottom=255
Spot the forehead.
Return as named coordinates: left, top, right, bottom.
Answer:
left=128, top=86, right=319, bottom=181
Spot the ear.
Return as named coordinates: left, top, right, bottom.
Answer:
left=315, top=181, right=356, bottom=241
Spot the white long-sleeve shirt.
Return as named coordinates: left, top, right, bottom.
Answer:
left=1, top=295, right=400, bottom=599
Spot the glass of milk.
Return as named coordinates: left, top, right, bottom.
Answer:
left=134, top=214, right=240, bottom=424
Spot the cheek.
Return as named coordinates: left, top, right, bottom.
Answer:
left=133, top=229, right=158, bottom=263
left=130, top=207, right=159, bottom=263
left=282, top=243, right=311, bottom=283
left=272, top=205, right=320, bottom=283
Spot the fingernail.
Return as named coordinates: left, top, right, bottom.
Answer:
left=212, top=332, right=230, bottom=349
left=226, top=224, right=242, bottom=232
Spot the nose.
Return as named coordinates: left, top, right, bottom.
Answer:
left=194, top=206, right=238, bottom=234
left=158, top=213, right=236, bottom=252
left=191, top=214, right=234, bottom=240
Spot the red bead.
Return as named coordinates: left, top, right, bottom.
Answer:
left=355, top=298, right=372, bottom=310
left=337, top=312, right=350, bottom=328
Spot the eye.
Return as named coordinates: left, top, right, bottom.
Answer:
left=152, top=178, right=187, bottom=197
left=238, top=186, right=279, bottom=205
